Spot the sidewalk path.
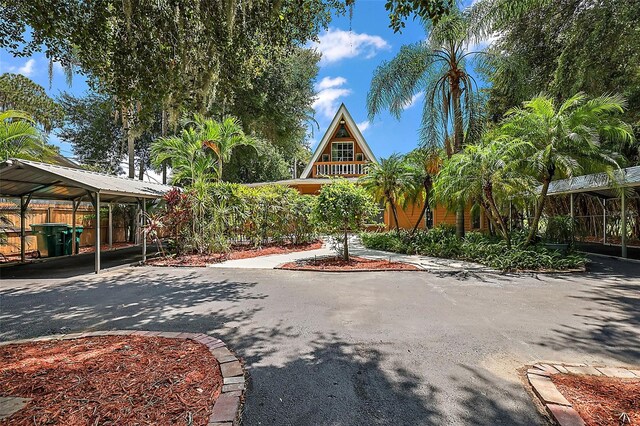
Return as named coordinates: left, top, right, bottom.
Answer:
left=208, top=236, right=491, bottom=272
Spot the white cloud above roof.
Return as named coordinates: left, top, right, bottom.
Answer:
left=312, top=28, right=390, bottom=65
left=357, top=120, right=370, bottom=132
left=313, top=76, right=352, bottom=119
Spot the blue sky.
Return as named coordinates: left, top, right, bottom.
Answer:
left=0, top=1, right=483, bottom=162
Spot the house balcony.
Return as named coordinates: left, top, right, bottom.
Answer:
left=312, top=161, right=370, bottom=178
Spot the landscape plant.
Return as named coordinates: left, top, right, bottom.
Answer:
left=367, top=6, right=488, bottom=237
left=498, top=93, right=634, bottom=246
left=404, top=146, right=443, bottom=234
left=313, top=178, right=378, bottom=260
left=360, top=154, right=414, bottom=232
left=361, top=226, right=587, bottom=271
left=0, top=109, right=58, bottom=161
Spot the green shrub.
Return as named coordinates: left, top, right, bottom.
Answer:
left=155, top=183, right=319, bottom=255
left=360, top=227, right=587, bottom=271
left=313, top=178, right=378, bottom=260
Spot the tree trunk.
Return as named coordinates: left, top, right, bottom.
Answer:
left=525, top=176, right=551, bottom=247
left=411, top=180, right=432, bottom=235
left=124, top=108, right=135, bottom=179
left=343, top=229, right=349, bottom=261
left=456, top=201, right=465, bottom=239
left=389, top=198, right=400, bottom=232
left=138, top=157, right=144, bottom=181
left=484, top=186, right=510, bottom=248
left=451, top=78, right=465, bottom=238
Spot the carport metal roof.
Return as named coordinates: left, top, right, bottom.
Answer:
left=546, top=165, right=640, bottom=199
left=0, top=158, right=174, bottom=203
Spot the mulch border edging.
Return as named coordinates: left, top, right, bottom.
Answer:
left=526, top=362, right=640, bottom=426
left=0, top=330, right=246, bottom=426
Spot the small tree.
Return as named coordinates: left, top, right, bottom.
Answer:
left=313, top=178, right=378, bottom=261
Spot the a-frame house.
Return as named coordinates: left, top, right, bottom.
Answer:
left=249, top=103, right=377, bottom=195
left=248, top=104, right=484, bottom=231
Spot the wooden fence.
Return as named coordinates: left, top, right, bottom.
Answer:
left=0, top=200, right=130, bottom=256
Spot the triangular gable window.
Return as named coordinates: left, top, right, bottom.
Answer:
left=335, top=119, right=351, bottom=138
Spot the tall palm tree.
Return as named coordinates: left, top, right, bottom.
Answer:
left=500, top=93, right=634, bottom=246
left=194, top=115, right=257, bottom=180
left=360, top=154, right=414, bottom=232
left=0, top=110, right=56, bottom=161
left=367, top=9, right=482, bottom=237
left=404, top=147, right=443, bottom=234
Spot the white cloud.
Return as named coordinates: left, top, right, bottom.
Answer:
left=357, top=120, right=370, bottom=132
left=312, top=28, right=390, bottom=64
left=403, top=91, right=424, bottom=110
left=2, top=58, right=37, bottom=77
left=312, top=76, right=351, bottom=119
left=466, top=32, right=501, bottom=52
left=17, top=59, right=35, bottom=77
left=316, top=76, right=347, bottom=90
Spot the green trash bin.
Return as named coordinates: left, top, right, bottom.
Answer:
left=62, top=225, right=84, bottom=255
left=30, top=223, right=69, bottom=258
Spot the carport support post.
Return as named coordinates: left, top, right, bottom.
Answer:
left=142, top=200, right=147, bottom=263
left=72, top=198, right=80, bottom=255
left=603, top=199, right=607, bottom=245
left=621, top=192, right=627, bottom=258
left=108, top=203, right=113, bottom=250
left=570, top=193, right=575, bottom=243
left=95, top=192, right=101, bottom=273
left=20, top=196, right=26, bottom=262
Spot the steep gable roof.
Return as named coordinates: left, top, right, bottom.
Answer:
left=301, top=104, right=377, bottom=178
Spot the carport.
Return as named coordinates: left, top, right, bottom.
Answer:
left=546, top=165, right=640, bottom=258
left=0, top=158, right=174, bottom=273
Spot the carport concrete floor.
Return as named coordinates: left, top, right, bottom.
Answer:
left=0, top=256, right=638, bottom=425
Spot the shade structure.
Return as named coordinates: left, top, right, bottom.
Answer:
left=545, top=166, right=640, bottom=258
left=0, top=158, right=175, bottom=273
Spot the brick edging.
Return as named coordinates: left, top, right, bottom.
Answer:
left=526, top=363, right=639, bottom=426
left=0, top=330, right=246, bottom=426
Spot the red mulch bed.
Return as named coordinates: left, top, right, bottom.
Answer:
left=146, top=240, right=323, bottom=267
left=551, top=374, right=640, bottom=426
left=279, top=255, right=420, bottom=271
left=0, top=336, right=222, bottom=426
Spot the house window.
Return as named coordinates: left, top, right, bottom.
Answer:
left=331, top=142, right=354, bottom=162
left=335, top=122, right=351, bottom=138
left=355, top=153, right=364, bottom=161
left=321, top=154, right=330, bottom=162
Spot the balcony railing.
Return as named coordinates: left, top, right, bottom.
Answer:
left=312, top=161, right=370, bottom=177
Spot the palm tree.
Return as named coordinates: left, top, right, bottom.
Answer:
left=194, top=115, right=257, bottom=180
left=367, top=9, right=483, bottom=237
left=499, top=93, right=634, bottom=246
left=435, top=135, right=534, bottom=247
left=151, top=127, right=218, bottom=187
left=0, top=110, right=56, bottom=161
left=404, top=147, right=443, bottom=234
left=360, top=154, right=414, bottom=232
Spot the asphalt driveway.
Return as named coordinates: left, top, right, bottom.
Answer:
left=1, top=257, right=638, bottom=425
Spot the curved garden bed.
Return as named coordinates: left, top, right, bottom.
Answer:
left=146, top=240, right=322, bottom=267
left=278, top=255, right=420, bottom=271
left=0, top=332, right=245, bottom=425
